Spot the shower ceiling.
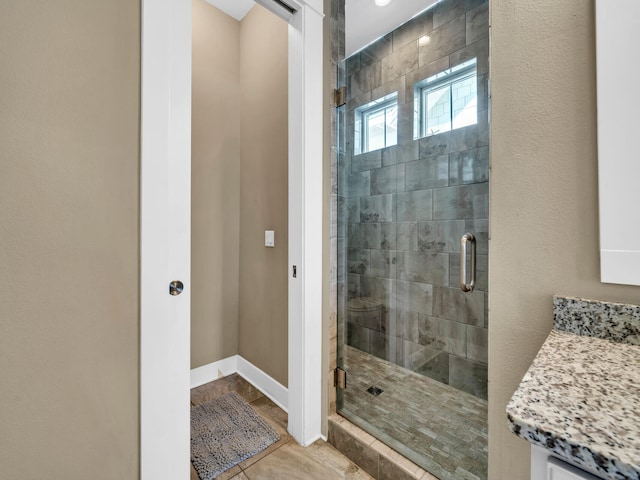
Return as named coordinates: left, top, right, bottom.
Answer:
left=206, top=0, right=439, bottom=57
left=345, top=0, right=439, bottom=55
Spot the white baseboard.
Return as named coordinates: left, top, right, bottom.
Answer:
left=190, top=355, right=238, bottom=389
left=301, top=433, right=327, bottom=447
left=237, top=356, right=288, bottom=413
left=190, top=355, right=288, bottom=413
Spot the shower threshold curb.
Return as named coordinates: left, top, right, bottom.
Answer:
left=327, top=414, right=438, bottom=480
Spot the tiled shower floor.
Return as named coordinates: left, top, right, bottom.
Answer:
left=340, top=346, right=488, bottom=480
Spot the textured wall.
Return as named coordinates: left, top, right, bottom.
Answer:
left=191, top=0, right=241, bottom=368
left=489, top=1, right=640, bottom=478
left=0, top=1, right=140, bottom=477
left=238, top=6, right=289, bottom=387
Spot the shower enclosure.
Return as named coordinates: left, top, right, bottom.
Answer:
left=335, top=1, right=489, bottom=478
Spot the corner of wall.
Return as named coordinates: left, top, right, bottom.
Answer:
left=237, top=5, right=289, bottom=388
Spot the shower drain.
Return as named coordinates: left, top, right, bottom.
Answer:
left=366, top=386, right=383, bottom=396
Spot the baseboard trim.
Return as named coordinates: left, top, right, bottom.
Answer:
left=190, top=356, right=239, bottom=389
left=190, top=356, right=288, bottom=413
left=302, top=433, right=327, bottom=446
left=237, top=356, right=288, bottom=413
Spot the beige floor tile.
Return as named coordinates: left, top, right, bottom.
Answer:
left=236, top=396, right=292, bottom=469
left=229, top=473, right=250, bottom=480
left=243, top=440, right=374, bottom=480
left=192, top=375, right=372, bottom=480
left=216, top=465, right=243, bottom=480
left=191, top=373, right=264, bottom=406
left=250, top=396, right=288, bottom=432
left=235, top=432, right=290, bottom=470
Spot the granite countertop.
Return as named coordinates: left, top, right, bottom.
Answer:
left=506, top=296, right=640, bottom=480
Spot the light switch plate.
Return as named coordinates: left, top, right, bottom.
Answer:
left=265, top=230, right=275, bottom=247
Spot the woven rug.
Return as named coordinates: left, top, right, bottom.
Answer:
left=191, top=392, right=280, bottom=479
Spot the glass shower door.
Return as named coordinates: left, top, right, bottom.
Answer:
left=335, top=2, right=489, bottom=479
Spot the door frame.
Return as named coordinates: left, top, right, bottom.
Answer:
left=140, top=0, right=324, bottom=477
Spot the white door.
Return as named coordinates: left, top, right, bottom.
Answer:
left=140, top=0, right=192, bottom=477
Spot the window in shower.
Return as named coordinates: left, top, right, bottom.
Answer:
left=354, top=92, right=398, bottom=155
left=414, top=58, right=478, bottom=138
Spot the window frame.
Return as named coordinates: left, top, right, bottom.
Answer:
left=354, top=92, right=398, bottom=155
left=414, top=58, right=478, bottom=139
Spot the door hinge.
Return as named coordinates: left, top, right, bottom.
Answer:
left=334, top=86, right=347, bottom=108
left=334, top=367, right=347, bottom=389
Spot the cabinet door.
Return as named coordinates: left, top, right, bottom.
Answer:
left=548, top=457, right=601, bottom=480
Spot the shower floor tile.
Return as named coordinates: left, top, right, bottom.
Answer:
left=340, top=345, right=488, bottom=480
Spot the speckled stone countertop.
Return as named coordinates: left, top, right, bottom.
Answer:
left=506, top=296, right=640, bottom=480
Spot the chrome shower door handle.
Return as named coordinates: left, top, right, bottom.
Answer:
left=460, top=233, right=476, bottom=293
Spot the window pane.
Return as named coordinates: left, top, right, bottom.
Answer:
left=385, top=104, right=398, bottom=148
left=366, top=109, right=386, bottom=152
left=426, top=85, right=451, bottom=135
left=354, top=92, right=398, bottom=154
left=415, top=57, right=478, bottom=139
left=451, top=76, right=477, bottom=129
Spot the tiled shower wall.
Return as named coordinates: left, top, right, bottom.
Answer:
left=337, top=0, right=489, bottom=399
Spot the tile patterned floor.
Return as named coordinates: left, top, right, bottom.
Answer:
left=340, top=346, right=488, bottom=480
left=191, top=374, right=373, bottom=480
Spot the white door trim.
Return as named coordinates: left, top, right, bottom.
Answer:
left=285, top=0, right=324, bottom=446
left=140, top=0, right=323, bottom=477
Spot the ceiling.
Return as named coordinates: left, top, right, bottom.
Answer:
left=205, top=0, right=255, bottom=21
left=346, top=0, right=439, bottom=56
left=205, top=0, right=439, bottom=56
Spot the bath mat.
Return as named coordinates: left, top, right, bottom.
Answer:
left=191, top=392, right=280, bottom=480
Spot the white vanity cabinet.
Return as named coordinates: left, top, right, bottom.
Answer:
left=531, top=446, right=603, bottom=480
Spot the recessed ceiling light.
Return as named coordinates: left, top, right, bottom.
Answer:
left=374, top=0, right=391, bottom=6
left=419, top=35, right=431, bottom=46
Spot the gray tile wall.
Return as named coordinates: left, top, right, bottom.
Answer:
left=337, top=0, right=489, bottom=400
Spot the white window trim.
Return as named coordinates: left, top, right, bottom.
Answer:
left=414, top=58, right=478, bottom=139
left=354, top=92, right=398, bottom=155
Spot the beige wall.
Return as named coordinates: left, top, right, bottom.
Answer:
left=489, top=1, right=640, bottom=478
left=238, top=6, right=289, bottom=387
left=0, top=1, right=140, bottom=478
left=191, top=0, right=241, bottom=368
left=191, top=3, right=288, bottom=382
